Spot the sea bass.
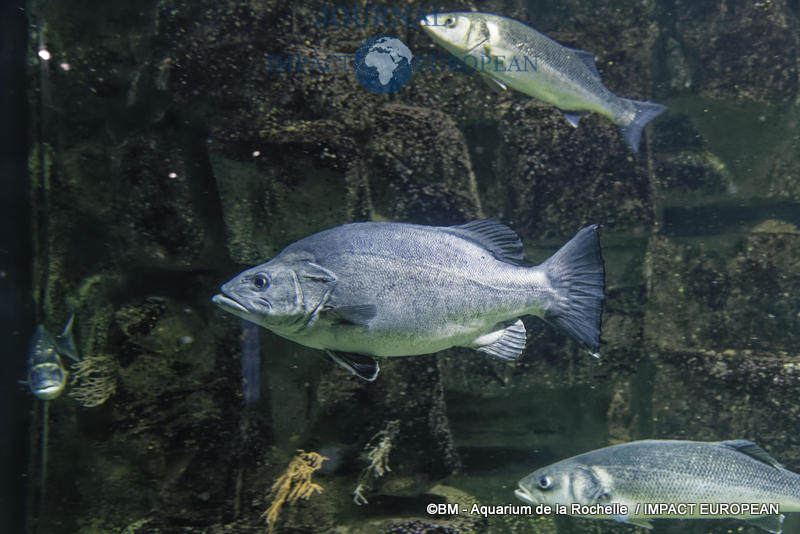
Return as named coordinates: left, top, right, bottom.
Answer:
left=421, top=12, right=666, bottom=152
left=26, top=315, right=79, bottom=400
left=213, top=220, right=604, bottom=381
left=515, top=439, right=800, bottom=533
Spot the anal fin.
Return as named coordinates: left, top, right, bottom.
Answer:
left=472, top=319, right=526, bottom=360
left=326, top=350, right=380, bottom=381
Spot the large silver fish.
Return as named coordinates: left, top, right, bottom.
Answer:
left=26, top=315, right=79, bottom=400
left=421, top=12, right=666, bottom=152
left=515, top=439, right=800, bottom=533
left=213, top=220, right=604, bottom=381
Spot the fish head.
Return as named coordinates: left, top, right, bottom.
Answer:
left=516, top=460, right=605, bottom=507
left=27, top=359, right=68, bottom=400
left=26, top=323, right=74, bottom=399
left=421, top=12, right=490, bottom=57
left=213, top=257, right=336, bottom=333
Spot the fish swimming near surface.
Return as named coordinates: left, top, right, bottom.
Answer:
left=26, top=315, right=80, bottom=400
left=515, top=439, right=800, bottom=533
left=420, top=12, right=666, bottom=152
left=213, top=220, right=604, bottom=381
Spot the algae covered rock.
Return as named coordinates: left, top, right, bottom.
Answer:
left=113, top=123, right=224, bottom=270
left=725, top=220, right=800, bottom=351
left=501, top=101, right=655, bottom=240
left=210, top=129, right=362, bottom=265
left=26, top=0, right=800, bottom=532
left=645, top=221, right=800, bottom=352
left=367, top=104, right=483, bottom=224
left=340, top=485, right=486, bottom=533
left=643, top=235, right=730, bottom=351
left=649, top=348, right=800, bottom=468
left=313, top=357, right=460, bottom=501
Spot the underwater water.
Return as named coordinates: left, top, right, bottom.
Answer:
left=2, top=0, right=800, bottom=533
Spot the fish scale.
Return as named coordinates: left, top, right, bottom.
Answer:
left=491, top=20, right=611, bottom=107
left=591, top=442, right=800, bottom=508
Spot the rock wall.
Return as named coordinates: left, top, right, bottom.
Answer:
left=25, top=0, right=800, bottom=533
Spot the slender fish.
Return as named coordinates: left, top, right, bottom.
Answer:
left=515, top=439, right=800, bottom=533
left=421, top=12, right=666, bottom=151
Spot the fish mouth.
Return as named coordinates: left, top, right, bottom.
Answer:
left=31, top=381, right=66, bottom=400
left=514, top=486, right=538, bottom=505
left=212, top=294, right=249, bottom=315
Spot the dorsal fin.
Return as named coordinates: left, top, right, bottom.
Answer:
left=721, top=440, right=784, bottom=469
left=447, top=219, right=524, bottom=264
left=569, top=47, right=601, bottom=80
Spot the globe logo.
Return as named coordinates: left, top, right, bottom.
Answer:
left=353, top=35, right=414, bottom=94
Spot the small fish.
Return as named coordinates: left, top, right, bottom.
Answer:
left=515, top=439, right=800, bottom=533
left=421, top=12, right=666, bottom=151
left=213, top=220, right=604, bottom=381
left=26, top=315, right=80, bottom=400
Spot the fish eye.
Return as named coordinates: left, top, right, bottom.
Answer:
left=252, top=274, right=270, bottom=290
left=538, top=476, right=553, bottom=490
left=444, top=16, right=455, bottom=27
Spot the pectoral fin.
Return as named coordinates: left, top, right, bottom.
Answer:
left=479, top=71, right=508, bottom=92
left=326, top=350, right=380, bottom=381
left=563, top=111, right=584, bottom=128
left=327, top=304, right=378, bottom=326
left=745, top=514, right=785, bottom=533
left=472, top=319, right=526, bottom=360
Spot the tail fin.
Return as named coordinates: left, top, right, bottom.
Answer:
left=619, top=99, right=667, bottom=152
left=540, top=225, right=605, bottom=351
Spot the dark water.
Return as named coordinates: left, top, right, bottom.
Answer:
left=5, top=0, right=800, bottom=533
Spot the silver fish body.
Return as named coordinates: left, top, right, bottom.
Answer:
left=421, top=12, right=666, bottom=151
left=516, top=439, right=800, bottom=533
left=213, top=220, right=604, bottom=381
left=26, top=315, right=79, bottom=400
